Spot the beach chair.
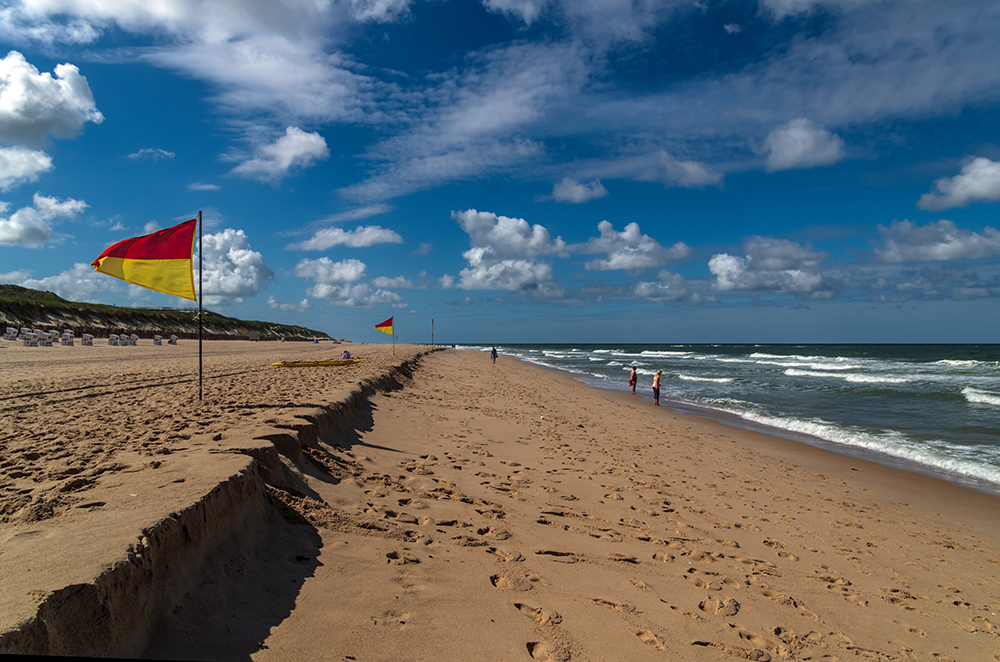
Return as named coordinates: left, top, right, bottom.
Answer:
left=153, top=335, right=162, bottom=345
left=40, top=332, right=54, bottom=347
left=4, top=327, right=16, bottom=341
left=23, top=332, right=38, bottom=347
left=129, top=334, right=139, bottom=346
left=19, top=327, right=31, bottom=340
left=61, top=331, right=74, bottom=346
left=81, top=334, right=94, bottom=346
left=109, top=334, right=119, bottom=346
left=168, top=335, right=178, bottom=345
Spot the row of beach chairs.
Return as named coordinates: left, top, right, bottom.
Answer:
left=5, top=327, right=178, bottom=347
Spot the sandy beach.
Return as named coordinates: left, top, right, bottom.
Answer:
left=2, top=341, right=998, bottom=661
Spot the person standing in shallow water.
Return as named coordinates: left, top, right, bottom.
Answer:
left=629, top=366, right=637, bottom=394
left=491, top=346, right=498, bottom=364
left=652, top=370, right=661, bottom=406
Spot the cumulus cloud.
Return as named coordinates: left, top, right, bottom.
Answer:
left=548, top=177, right=608, bottom=203
left=762, top=118, right=845, bottom=172
left=372, top=275, right=417, bottom=289
left=127, top=148, right=175, bottom=160
left=455, top=258, right=564, bottom=298
left=294, top=257, right=367, bottom=283
left=452, top=208, right=567, bottom=260
left=916, top=157, right=1000, bottom=210
left=231, top=126, right=329, bottom=182
left=876, top=220, right=1000, bottom=262
left=287, top=225, right=403, bottom=251
left=724, top=23, right=742, bottom=34
left=0, top=262, right=123, bottom=301
left=0, top=51, right=103, bottom=147
left=0, top=192, right=86, bottom=246
left=0, top=146, right=52, bottom=191
left=267, top=295, right=312, bottom=312
left=293, top=257, right=403, bottom=306
left=633, top=270, right=693, bottom=303
left=709, top=236, right=831, bottom=296
left=448, top=208, right=566, bottom=297
left=572, top=220, right=691, bottom=271
left=197, top=228, right=276, bottom=302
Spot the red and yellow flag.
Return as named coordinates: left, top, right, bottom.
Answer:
left=91, top=219, right=197, bottom=300
left=375, top=316, right=393, bottom=335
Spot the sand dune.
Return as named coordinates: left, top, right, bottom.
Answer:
left=2, top=343, right=998, bottom=660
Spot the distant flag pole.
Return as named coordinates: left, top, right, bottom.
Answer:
left=375, top=316, right=394, bottom=355
left=91, top=214, right=203, bottom=399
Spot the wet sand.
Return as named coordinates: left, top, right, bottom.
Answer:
left=1, top=342, right=998, bottom=660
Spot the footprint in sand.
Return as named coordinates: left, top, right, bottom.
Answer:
left=699, top=597, right=740, bottom=616
left=515, top=603, right=563, bottom=625
left=636, top=630, right=666, bottom=651
left=525, top=641, right=569, bottom=661
left=684, top=567, right=738, bottom=591
left=490, top=571, right=545, bottom=591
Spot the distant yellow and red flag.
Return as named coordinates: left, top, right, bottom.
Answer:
left=375, top=316, right=393, bottom=335
left=91, top=219, right=197, bottom=300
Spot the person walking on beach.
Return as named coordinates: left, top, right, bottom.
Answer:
left=629, top=366, right=637, bottom=394
left=652, top=370, right=661, bottom=406
left=491, top=346, right=498, bottom=364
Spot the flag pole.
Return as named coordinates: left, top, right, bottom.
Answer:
left=198, top=210, right=203, bottom=401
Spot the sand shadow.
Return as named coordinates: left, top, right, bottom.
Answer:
left=142, top=502, right=323, bottom=661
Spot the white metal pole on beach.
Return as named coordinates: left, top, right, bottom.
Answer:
left=198, top=210, right=203, bottom=401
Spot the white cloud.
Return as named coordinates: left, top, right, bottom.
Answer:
left=482, top=0, right=546, bottom=25
left=188, top=182, right=221, bottom=191
left=917, top=157, right=1000, bottom=210
left=573, top=220, right=691, bottom=271
left=267, top=295, right=312, bottom=312
left=656, top=151, right=722, bottom=188
left=340, top=41, right=588, bottom=202
left=349, top=0, right=412, bottom=22
left=1, top=262, right=122, bottom=300
left=127, top=148, right=175, bottom=160
left=452, top=208, right=567, bottom=261
left=633, top=270, right=692, bottom=303
left=449, top=208, right=568, bottom=297
left=724, top=23, right=742, bottom=34
left=0, top=192, right=86, bottom=246
left=291, top=260, right=405, bottom=306
left=287, top=225, right=403, bottom=251
left=293, top=257, right=367, bottom=283
left=549, top=177, right=608, bottom=203
left=231, top=126, right=329, bottom=182
left=0, top=146, right=52, bottom=190
left=142, top=220, right=161, bottom=234
left=876, top=220, right=1000, bottom=262
left=372, top=275, right=416, bottom=289
left=197, top=228, right=276, bottom=299
left=456, top=258, right=564, bottom=298
left=0, top=50, right=103, bottom=147
left=318, top=204, right=395, bottom=224
left=709, top=236, right=831, bottom=295
left=762, top=118, right=845, bottom=172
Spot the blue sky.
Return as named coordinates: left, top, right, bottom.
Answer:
left=1, top=0, right=999, bottom=344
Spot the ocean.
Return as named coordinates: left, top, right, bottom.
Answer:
left=459, top=344, right=1000, bottom=496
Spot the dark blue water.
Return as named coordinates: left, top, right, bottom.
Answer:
left=461, top=344, right=1000, bottom=495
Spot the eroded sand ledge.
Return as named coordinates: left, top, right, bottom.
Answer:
left=2, top=343, right=999, bottom=660
left=0, top=341, right=433, bottom=656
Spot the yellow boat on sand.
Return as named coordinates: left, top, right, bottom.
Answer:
left=272, top=359, right=362, bottom=367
